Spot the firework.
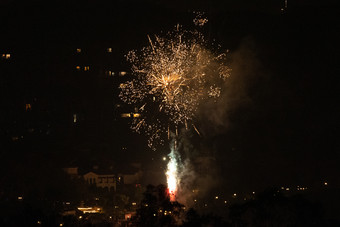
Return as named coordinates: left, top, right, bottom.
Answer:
left=193, top=11, right=208, bottom=27
left=166, top=145, right=180, bottom=201
left=119, top=25, right=230, bottom=148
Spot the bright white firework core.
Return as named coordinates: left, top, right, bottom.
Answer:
left=166, top=147, right=179, bottom=201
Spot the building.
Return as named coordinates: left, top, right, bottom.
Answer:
left=83, top=164, right=143, bottom=192
left=118, top=170, right=143, bottom=185
left=83, top=171, right=116, bottom=192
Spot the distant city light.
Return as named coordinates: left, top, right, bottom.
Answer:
left=324, top=182, right=328, bottom=186
left=121, top=113, right=131, bottom=118
left=2, top=53, right=10, bottom=59
left=119, top=71, right=127, bottom=76
left=77, top=207, right=101, bottom=214
left=133, top=113, right=140, bottom=118
left=163, top=156, right=167, bottom=161
left=25, top=103, right=32, bottom=111
left=107, top=48, right=112, bottom=53
left=76, top=48, right=81, bottom=53
left=18, top=196, right=23, bottom=200
left=73, top=114, right=77, bottom=123
left=215, top=196, right=219, bottom=199
left=107, top=70, right=115, bottom=76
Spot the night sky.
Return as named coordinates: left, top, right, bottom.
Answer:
left=0, top=0, right=339, bottom=216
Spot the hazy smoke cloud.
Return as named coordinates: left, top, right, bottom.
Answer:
left=176, top=131, right=221, bottom=207
left=198, top=37, right=261, bottom=136
left=176, top=37, right=262, bottom=207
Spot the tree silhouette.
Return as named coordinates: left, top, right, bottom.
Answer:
left=229, top=188, right=325, bottom=227
left=137, top=184, right=184, bottom=227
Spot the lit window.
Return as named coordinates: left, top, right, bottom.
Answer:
left=26, top=104, right=32, bottom=111
left=84, top=66, right=90, bottom=71
left=107, top=71, right=115, bottom=76
left=121, top=113, right=131, bottom=118
left=107, top=48, right=112, bottom=53
left=76, top=66, right=80, bottom=70
left=119, top=71, right=127, bottom=76
left=76, top=48, right=81, bottom=53
left=2, top=53, right=10, bottom=59
left=133, top=113, right=140, bottom=118
left=73, top=114, right=77, bottom=123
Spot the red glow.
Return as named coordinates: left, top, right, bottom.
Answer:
left=168, top=188, right=176, bottom=202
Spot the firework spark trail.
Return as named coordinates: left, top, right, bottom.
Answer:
left=166, top=142, right=180, bottom=202
left=119, top=22, right=230, bottom=202
left=119, top=25, right=231, bottom=148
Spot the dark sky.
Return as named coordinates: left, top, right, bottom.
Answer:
left=0, top=0, right=339, bottom=196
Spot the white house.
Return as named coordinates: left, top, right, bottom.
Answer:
left=83, top=171, right=116, bottom=191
